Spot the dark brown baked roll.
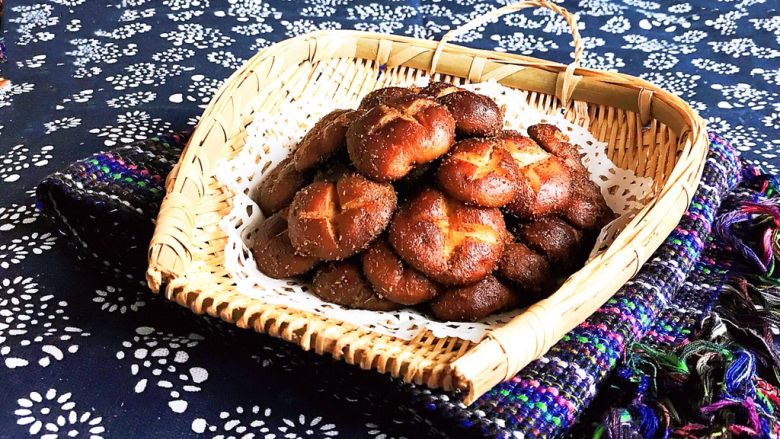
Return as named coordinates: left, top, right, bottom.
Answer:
left=436, top=137, right=521, bottom=207
left=257, top=157, right=309, bottom=217
left=347, top=94, right=456, bottom=181
left=497, top=241, right=554, bottom=300
left=519, top=216, right=586, bottom=273
left=358, top=86, right=420, bottom=110
left=430, top=275, right=518, bottom=321
left=253, top=208, right=319, bottom=278
left=421, top=81, right=503, bottom=138
left=293, top=109, right=364, bottom=172
left=361, top=240, right=440, bottom=305
left=312, top=261, right=402, bottom=311
left=287, top=173, right=397, bottom=260
left=527, top=123, right=614, bottom=230
left=563, top=177, right=615, bottom=230
left=388, top=188, right=506, bottom=286
left=502, top=131, right=573, bottom=219
left=527, top=124, right=586, bottom=174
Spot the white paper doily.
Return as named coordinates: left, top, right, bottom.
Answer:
left=216, top=79, right=654, bottom=343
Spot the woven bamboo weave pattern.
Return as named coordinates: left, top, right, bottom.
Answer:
left=147, top=1, right=709, bottom=404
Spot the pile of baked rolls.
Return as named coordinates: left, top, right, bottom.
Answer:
left=253, top=82, right=614, bottom=322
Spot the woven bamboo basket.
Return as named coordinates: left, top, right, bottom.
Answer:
left=146, top=1, right=708, bottom=404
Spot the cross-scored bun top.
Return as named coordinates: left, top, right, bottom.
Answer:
left=358, top=86, right=420, bottom=110
left=430, top=275, right=518, bottom=322
left=293, top=109, right=364, bottom=172
left=257, top=157, right=309, bottom=217
left=287, top=172, right=397, bottom=260
left=436, top=137, right=521, bottom=207
left=346, top=94, right=455, bottom=181
left=253, top=208, right=319, bottom=279
left=388, top=188, right=506, bottom=286
left=312, top=261, right=401, bottom=311
left=421, top=81, right=503, bottom=138
left=361, top=240, right=440, bottom=305
left=527, top=124, right=587, bottom=174
left=502, top=131, right=573, bottom=219
left=527, top=124, right=614, bottom=230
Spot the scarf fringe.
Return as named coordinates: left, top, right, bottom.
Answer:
left=592, top=169, right=780, bottom=439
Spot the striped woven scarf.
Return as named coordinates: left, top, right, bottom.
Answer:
left=36, top=133, right=780, bottom=438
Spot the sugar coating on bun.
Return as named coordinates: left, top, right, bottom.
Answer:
left=388, top=188, right=506, bottom=286
left=347, top=94, right=455, bottom=181
left=287, top=173, right=396, bottom=260
left=294, top=109, right=364, bottom=172
left=312, top=261, right=402, bottom=311
left=421, top=82, right=503, bottom=138
left=361, top=240, right=440, bottom=305
left=436, top=137, right=521, bottom=207
left=253, top=208, right=319, bottom=279
left=430, top=275, right=518, bottom=322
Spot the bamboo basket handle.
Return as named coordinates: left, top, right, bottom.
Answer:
left=431, top=0, right=583, bottom=107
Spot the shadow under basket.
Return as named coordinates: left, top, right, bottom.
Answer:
left=146, top=1, right=708, bottom=405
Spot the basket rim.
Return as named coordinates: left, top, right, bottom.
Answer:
left=146, top=29, right=709, bottom=405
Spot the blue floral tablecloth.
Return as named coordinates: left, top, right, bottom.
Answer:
left=1, top=0, right=779, bottom=438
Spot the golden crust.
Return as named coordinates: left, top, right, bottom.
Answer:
left=361, top=240, right=440, bottom=305
left=388, top=188, right=506, bottom=286
left=421, top=82, right=503, bottom=137
left=347, top=94, right=456, bottom=181
left=287, top=173, right=397, bottom=260
left=436, top=137, right=521, bottom=207
left=502, top=131, right=573, bottom=219
left=527, top=124, right=614, bottom=230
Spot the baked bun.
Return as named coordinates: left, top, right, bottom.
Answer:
left=361, top=240, right=440, bottom=305
left=358, top=86, right=420, bottom=110
left=497, top=241, right=554, bottom=300
left=436, top=137, right=521, bottom=207
left=519, top=217, right=586, bottom=273
left=253, top=208, right=319, bottom=278
left=527, top=123, right=614, bottom=230
left=527, top=124, right=587, bottom=174
left=257, top=157, right=309, bottom=217
left=312, top=261, right=401, bottom=311
left=430, top=275, right=518, bottom=321
left=347, top=94, right=455, bottom=181
left=562, top=178, right=615, bottom=230
left=287, top=173, right=397, bottom=260
left=421, top=81, right=503, bottom=137
left=388, top=188, right=506, bottom=285
left=293, top=109, right=364, bottom=172
left=502, top=131, right=573, bottom=219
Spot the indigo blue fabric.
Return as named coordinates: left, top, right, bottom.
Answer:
left=1, top=1, right=778, bottom=438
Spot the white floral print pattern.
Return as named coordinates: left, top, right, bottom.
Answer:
left=92, top=284, right=146, bottom=314
left=1, top=0, right=779, bottom=437
left=116, top=326, right=208, bottom=413
left=0, top=276, right=89, bottom=368
left=15, top=389, right=105, bottom=438
left=0, top=203, right=39, bottom=231
left=191, top=406, right=276, bottom=438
